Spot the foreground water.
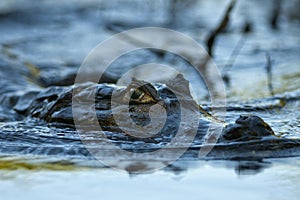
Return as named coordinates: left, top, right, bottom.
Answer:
left=0, top=0, right=300, bottom=199
left=0, top=157, right=300, bottom=200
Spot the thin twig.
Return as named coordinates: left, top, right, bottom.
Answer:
left=221, top=21, right=252, bottom=86
left=270, top=0, right=282, bottom=30
left=221, top=36, right=246, bottom=87
left=206, top=0, right=236, bottom=57
left=265, top=53, right=274, bottom=96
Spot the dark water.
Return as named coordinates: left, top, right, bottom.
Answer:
left=0, top=0, right=300, bottom=199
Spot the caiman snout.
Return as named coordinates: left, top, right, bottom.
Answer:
left=221, top=115, right=276, bottom=141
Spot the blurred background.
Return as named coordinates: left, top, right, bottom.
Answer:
left=0, top=0, right=299, bottom=100
left=0, top=1, right=300, bottom=200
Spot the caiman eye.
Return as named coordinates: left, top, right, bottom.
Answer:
left=126, top=79, right=160, bottom=104
left=131, top=88, right=144, bottom=100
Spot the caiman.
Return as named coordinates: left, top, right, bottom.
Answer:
left=0, top=73, right=298, bottom=160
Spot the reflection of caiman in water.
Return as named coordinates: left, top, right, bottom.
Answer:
left=0, top=73, right=299, bottom=161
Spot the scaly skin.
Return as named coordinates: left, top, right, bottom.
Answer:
left=14, top=74, right=288, bottom=145
left=221, top=115, right=276, bottom=142
left=4, top=74, right=300, bottom=159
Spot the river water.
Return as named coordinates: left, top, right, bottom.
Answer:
left=0, top=158, right=300, bottom=200
left=0, top=0, right=300, bottom=199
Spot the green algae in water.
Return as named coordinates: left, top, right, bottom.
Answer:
left=0, top=157, right=79, bottom=171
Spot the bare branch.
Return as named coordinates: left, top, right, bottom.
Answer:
left=206, top=0, right=236, bottom=57
left=265, top=53, right=274, bottom=96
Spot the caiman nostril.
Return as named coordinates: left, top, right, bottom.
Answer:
left=236, top=115, right=250, bottom=124
left=241, top=116, right=248, bottom=120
